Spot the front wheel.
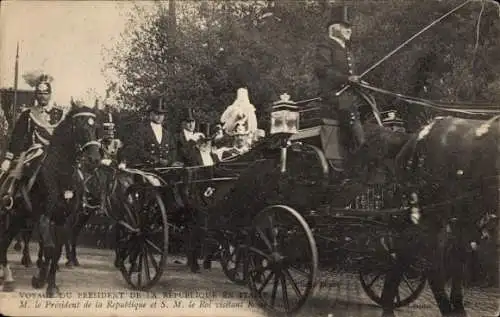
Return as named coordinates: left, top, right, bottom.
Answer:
left=115, top=186, right=169, bottom=291
left=245, top=205, right=318, bottom=316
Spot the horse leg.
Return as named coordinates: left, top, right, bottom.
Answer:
left=69, top=212, right=90, bottom=267
left=13, top=234, right=22, bottom=251
left=32, top=215, right=52, bottom=289
left=449, top=240, right=467, bottom=316
left=379, top=260, right=404, bottom=317
left=426, top=227, right=455, bottom=316
left=0, top=214, right=26, bottom=291
left=46, top=224, right=65, bottom=298
left=36, top=239, right=44, bottom=268
left=21, top=227, right=33, bottom=267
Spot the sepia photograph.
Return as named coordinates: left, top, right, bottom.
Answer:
left=0, top=0, right=499, bottom=316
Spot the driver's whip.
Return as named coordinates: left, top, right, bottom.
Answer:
left=336, top=0, right=475, bottom=96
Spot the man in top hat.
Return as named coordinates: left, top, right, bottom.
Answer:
left=314, top=18, right=366, bottom=156
left=1, top=74, right=64, bottom=179
left=119, top=97, right=177, bottom=167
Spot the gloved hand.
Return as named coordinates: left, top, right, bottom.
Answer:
left=1, top=159, right=11, bottom=172
left=118, top=162, right=126, bottom=170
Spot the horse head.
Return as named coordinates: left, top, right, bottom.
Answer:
left=61, top=95, right=101, bottom=166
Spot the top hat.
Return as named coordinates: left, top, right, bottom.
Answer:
left=148, top=97, right=168, bottom=113
left=327, top=6, right=351, bottom=28
left=181, top=108, right=196, bottom=122
left=35, top=75, right=52, bottom=94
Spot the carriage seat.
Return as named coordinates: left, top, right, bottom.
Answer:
left=289, top=118, right=345, bottom=171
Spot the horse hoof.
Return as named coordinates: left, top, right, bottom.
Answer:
left=13, top=242, right=22, bottom=251
left=65, top=260, right=74, bottom=268
left=21, top=255, right=33, bottom=267
left=46, top=285, right=60, bottom=298
left=73, top=258, right=80, bottom=267
left=31, top=276, right=45, bottom=289
left=2, top=281, right=15, bottom=292
left=203, top=260, right=212, bottom=270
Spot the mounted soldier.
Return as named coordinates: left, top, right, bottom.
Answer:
left=314, top=18, right=367, bottom=160
left=0, top=74, right=65, bottom=200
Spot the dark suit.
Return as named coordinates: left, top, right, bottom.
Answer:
left=120, top=121, right=177, bottom=167
left=176, top=130, right=219, bottom=166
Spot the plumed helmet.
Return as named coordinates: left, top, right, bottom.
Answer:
left=35, top=74, right=52, bottom=94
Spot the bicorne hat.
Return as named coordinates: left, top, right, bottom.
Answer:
left=181, top=108, right=196, bottom=122
left=148, top=97, right=168, bottom=113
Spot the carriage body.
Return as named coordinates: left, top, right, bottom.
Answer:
left=99, top=106, right=429, bottom=317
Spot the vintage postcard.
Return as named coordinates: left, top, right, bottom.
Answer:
left=0, top=1, right=499, bottom=317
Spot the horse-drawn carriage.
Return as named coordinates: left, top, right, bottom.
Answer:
left=90, top=93, right=434, bottom=317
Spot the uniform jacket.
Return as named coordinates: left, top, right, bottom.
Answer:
left=120, top=121, right=177, bottom=167
left=5, top=106, right=64, bottom=160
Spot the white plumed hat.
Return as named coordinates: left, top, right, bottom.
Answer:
left=220, top=87, right=258, bottom=136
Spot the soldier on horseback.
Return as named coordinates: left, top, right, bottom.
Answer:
left=1, top=75, right=64, bottom=182
left=314, top=19, right=366, bottom=157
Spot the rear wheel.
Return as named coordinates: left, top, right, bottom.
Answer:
left=245, top=205, right=318, bottom=316
left=358, top=247, right=427, bottom=308
left=116, top=186, right=168, bottom=291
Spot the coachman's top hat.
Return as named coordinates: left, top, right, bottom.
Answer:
left=35, top=75, right=52, bottom=94
left=181, top=108, right=196, bottom=122
left=327, top=6, right=351, bottom=29
left=148, top=97, right=168, bottom=113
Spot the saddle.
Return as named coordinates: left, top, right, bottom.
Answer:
left=0, top=144, right=46, bottom=212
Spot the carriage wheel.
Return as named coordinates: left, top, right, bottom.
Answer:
left=219, top=234, right=246, bottom=285
left=245, top=205, right=318, bottom=316
left=117, top=186, right=168, bottom=291
left=359, top=260, right=427, bottom=308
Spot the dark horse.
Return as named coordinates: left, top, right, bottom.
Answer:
left=375, top=115, right=500, bottom=317
left=9, top=103, right=102, bottom=297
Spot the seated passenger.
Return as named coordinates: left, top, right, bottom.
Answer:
left=176, top=108, right=218, bottom=166
left=119, top=97, right=178, bottom=167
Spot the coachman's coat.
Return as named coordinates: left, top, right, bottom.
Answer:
left=314, top=38, right=361, bottom=117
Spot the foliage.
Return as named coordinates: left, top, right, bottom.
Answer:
left=105, top=0, right=500, bottom=134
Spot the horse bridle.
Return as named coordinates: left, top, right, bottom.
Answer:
left=71, top=112, right=101, bottom=155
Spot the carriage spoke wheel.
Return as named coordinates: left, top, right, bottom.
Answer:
left=117, top=186, right=168, bottom=291
left=245, top=205, right=318, bottom=316
left=359, top=256, right=427, bottom=308
left=220, top=233, right=246, bottom=285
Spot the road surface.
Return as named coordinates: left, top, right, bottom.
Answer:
left=0, top=245, right=498, bottom=317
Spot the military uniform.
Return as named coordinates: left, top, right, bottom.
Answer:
left=5, top=106, right=64, bottom=161
left=2, top=78, right=64, bottom=187
left=314, top=21, right=366, bottom=150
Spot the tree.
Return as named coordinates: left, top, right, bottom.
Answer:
left=105, top=0, right=500, bottom=131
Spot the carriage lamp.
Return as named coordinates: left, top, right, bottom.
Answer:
left=270, top=93, right=300, bottom=174
left=270, top=93, right=300, bottom=136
